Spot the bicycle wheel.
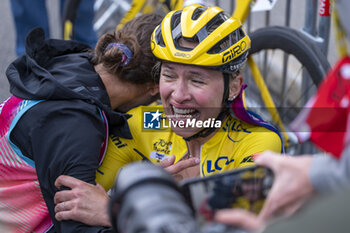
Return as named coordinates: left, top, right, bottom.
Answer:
left=244, top=26, right=331, bottom=154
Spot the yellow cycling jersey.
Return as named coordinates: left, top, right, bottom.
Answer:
left=96, top=105, right=282, bottom=191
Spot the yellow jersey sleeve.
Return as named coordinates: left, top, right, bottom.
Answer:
left=96, top=107, right=143, bottom=191
left=96, top=136, right=138, bottom=191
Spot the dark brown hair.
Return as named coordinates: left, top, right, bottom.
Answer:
left=92, top=13, right=163, bottom=84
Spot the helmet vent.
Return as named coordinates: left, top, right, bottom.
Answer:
left=155, top=26, right=165, bottom=47
left=207, top=27, right=244, bottom=54
left=192, top=7, right=206, bottom=20
left=206, top=12, right=229, bottom=36
left=171, top=11, right=182, bottom=30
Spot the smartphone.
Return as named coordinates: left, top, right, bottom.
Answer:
left=180, top=166, right=274, bottom=223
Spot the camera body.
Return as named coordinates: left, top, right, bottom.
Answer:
left=109, top=162, right=197, bottom=233
left=109, top=162, right=272, bottom=233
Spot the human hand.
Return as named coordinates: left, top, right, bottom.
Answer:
left=158, top=154, right=200, bottom=181
left=256, top=151, right=314, bottom=221
left=54, top=175, right=111, bottom=227
left=214, top=151, right=314, bottom=232
left=214, top=208, right=264, bottom=232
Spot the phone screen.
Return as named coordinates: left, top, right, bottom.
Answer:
left=180, top=166, right=273, bottom=223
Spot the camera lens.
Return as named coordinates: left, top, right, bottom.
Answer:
left=109, top=162, right=197, bottom=233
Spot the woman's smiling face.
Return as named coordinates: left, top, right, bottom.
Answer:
left=159, top=61, right=225, bottom=138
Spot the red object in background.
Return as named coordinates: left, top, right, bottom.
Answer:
left=319, top=0, right=331, bottom=17
left=290, top=56, right=350, bottom=158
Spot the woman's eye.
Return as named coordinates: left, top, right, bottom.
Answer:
left=192, top=79, right=205, bottom=84
left=162, top=73, right=174, bottom=79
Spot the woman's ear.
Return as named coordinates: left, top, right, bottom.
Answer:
left=149, top=83, right=159, bottom=96
left=228, top=74, right=243, bottom=101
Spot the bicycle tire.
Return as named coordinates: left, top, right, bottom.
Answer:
left=250, top=26, right=330, bottom=85
left=244, top=26, right=331, bottom=154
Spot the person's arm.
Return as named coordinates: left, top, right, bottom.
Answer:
left=310, top=146, right=350, bottom=193
left=13, top=100, right=113, bottom=232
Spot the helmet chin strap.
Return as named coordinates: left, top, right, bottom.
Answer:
left=183, top=73, right=230, bottom=141
left=222, top=73, right=230, bottom=102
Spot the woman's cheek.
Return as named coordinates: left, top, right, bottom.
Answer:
left=192, top=90, right=214, bottom=107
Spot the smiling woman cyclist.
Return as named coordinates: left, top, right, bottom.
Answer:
left=95, top=4, right=283, bottom=186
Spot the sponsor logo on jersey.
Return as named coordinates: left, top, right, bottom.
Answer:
left=150, top=151, right=169, bottom=161
left=240, top=155, right=253, bottom=164
left=206, top=156, right=235, bottom=174
left=111, top=134, right=127, bottom=148
left=153, top=139, right=172, bottom=154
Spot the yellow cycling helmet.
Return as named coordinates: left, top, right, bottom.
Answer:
left=151, top=4, right=251, bottom=74
left=241, top=168, right=267, bottom=180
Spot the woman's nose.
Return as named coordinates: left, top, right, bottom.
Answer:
left=171, top=79, right=191, bottom=103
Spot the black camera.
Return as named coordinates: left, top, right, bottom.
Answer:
left=109, top=162, right=271, bottom=233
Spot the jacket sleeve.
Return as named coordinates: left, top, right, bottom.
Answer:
left=12, top=100, right=114, bottom=233
left=310, top=145, right=350, bottom=194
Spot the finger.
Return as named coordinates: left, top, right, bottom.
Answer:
left=158, top=155, right=176, bottom=168
left=55, top=209, right=76, bottom=222
left=254, top=150, right=283, bottom=171
left=214, top=209, right=264, bottom=231
left=261, top=193, right=307, bottom=220
left=259, top=184, right=297, bottom=221
left=96, top=183, right=106, bottom=192
left=259, top=197, right=277, bottom=221
left=54, top=200, right=73, bottom=213
left=258, top=179, right=286, bottom=221
left=54, top=190, right=76, bottom=204
left=165, top=158, right=200, bottom=174
left=282, top=198, right=307, bottom=217
left=55, top=202, right=65, bottom=213
left=55, top=175, right=84, bottom=189
left=173, top=174, right=184, bottom=182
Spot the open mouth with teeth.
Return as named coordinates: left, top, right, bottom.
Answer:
left=170, top=105, right=200, bottom=120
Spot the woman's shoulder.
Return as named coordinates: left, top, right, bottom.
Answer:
left=224, top=115, right=283, bottom=151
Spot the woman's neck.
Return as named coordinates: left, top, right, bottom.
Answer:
left=185, top=115, right=227, bottom=157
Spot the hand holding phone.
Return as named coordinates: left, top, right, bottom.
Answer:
left=180, top=166, right=274, bottom=223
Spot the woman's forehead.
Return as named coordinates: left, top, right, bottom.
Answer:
left=161, top=62, right=222, bottom=77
